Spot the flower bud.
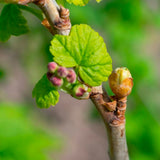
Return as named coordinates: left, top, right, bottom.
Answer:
left=48, top=62, right=58, bottom=73
left=109, top=67, right=133, bottom=98
left=50, top=76, right=63, bottom=87
left=66, top=69, right=76, bottom=83
left=73, top=84, right=89, bottom=99
left=75, top=87, right=86, bottom=97
left=57, top=67, right=68, bottom=78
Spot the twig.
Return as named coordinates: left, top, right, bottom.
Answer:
left=90, top=88, right=129, bottom=160
left=34, top=0, right=71, bottom=35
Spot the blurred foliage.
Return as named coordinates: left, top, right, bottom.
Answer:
left=0, top=4, right=29, bottom=42
left=0, top=102, right=62, bottom=160
left=0, top=67, right=5, bottom=80
left=126, top=106, right=160, bottom=160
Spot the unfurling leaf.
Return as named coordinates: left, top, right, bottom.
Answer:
left=32, top=74, right=59, bottom=108
left=0, top=4, right=29, bottom=42
left=50, top=24, right=112, bottom=86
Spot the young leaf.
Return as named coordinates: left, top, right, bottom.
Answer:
left=66, top=0, right=89, bottom=6
left=32, top=74, right=60, bottom=108
left=0, top=4, right=29, bottom=42
left=50, top=24, right=112, bottom=86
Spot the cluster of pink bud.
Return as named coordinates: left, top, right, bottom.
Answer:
left=47, top=62, right=77, bottom=87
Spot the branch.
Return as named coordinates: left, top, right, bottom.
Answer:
left=90, top=90, right=129, bottom=160
left=34, top=0, right=71, bottom=35
left=90, top=67, right=133, bottom=160
left=0, top=0, right=71, bottom=35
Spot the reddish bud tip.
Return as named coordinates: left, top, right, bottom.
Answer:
left=73, top=84, right=90, bottom=99
left=66, top=69, right=76, bottom=83
left=76, top=87, right=86, bottom=97
left=50, top=76, right=63, bottom=87
left=48, top=62, right=58, bottom=73
left=47, top=72, right=53, bottom=80
left=57, top=67, right=68, bottom=78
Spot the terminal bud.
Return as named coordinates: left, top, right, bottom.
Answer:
left=109, top=67, right=133, bottom=98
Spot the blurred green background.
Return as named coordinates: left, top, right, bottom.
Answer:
left=0, top=0, right=160, bottom=160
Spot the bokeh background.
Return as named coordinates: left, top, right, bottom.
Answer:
left=0, top=0, right=160, bottom=160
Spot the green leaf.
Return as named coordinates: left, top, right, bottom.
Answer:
left=65, top=0, right=102, bottom=6
left=50, top=24, right=112, bottom=86
left=32, top=74, right=60, bottom=108
left=66, top=0, right=89, bottom=6
left=57, top=0, right=66, bottom=5
left=0, top=4, right=29, bottom=42
left=96, top=0, right=102, bottom=2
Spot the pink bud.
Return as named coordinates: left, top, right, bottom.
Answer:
left=48, top=62, right=58, bottom=73
left=75, top=87, right=86, bottom=97
left=50, top=77, right=63, bottom=87
left=57, top=67, right=68, bottom=78
left=73, top=84, right=89, bottom=98
left=66, top=69, right=76, bottom=83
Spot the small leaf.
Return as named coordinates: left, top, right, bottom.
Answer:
left=50, top=24, right=112, bottom=86
left=32, top=74, right=60, bottom=108
left=0, top=4, right=29, bottom=42
left=66, top=0, right=89, bottom=6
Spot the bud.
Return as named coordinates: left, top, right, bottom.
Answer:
left=73, top=84, right=89, bottom=99
left=57, top=67, right=68, bottom=78
left=50, top=76, right=63, bottom=87
left=66, top=69, right=76, bottom=83
left=48, top=62, right=58, bottom=73
left=109, top=67, right=133, bottom=98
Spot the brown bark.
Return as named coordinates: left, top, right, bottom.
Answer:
left=90, top=86, right=129, bottom=160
